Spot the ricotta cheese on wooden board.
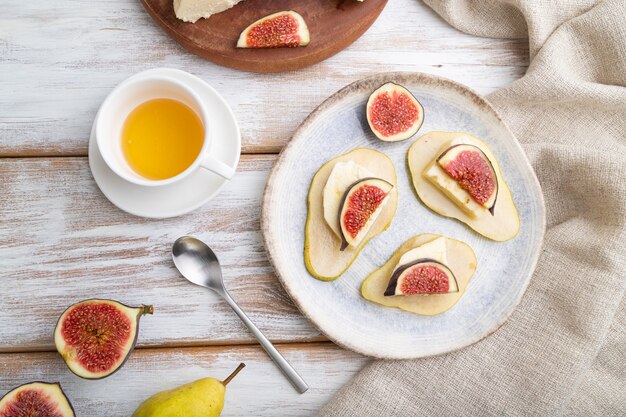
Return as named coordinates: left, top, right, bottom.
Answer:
left=174, top=0, right=244, bottom=23
left=174, top=0, right=366, bottom=23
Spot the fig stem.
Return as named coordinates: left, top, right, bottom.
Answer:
left=140, top=305, right=154, bottom=315
left=222, top=363, right=246, bottom=386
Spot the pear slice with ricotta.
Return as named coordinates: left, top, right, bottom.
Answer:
left=174, top=0, right=244, bottom=23
left=423, top=137, right=498, bottom=217
left=409, top=132, right=520, bottom=241
left=338, top=177, right=393, bottom=250
left=305, top=149, right=398, bottom=281
left=323, top=161, right=376, bottom=238
left=361, top=234, right=476, bottom=315
left=322, top=161, right=392, bottom=248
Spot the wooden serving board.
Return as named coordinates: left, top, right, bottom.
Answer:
left=139, top=0, right=388, bottom=72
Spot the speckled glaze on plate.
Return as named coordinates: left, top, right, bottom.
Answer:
left=262, top=72, right=545, bottom=359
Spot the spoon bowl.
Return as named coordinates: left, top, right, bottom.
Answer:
left=172, top=236, right=225, bottom=292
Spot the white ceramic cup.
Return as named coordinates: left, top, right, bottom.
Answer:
left=96, top=74, right=236, bottom=187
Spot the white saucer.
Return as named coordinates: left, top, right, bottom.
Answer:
left=89, top=68, right=241, bottom=219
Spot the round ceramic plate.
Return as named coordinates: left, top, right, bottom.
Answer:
left=262, top=72, right=546, bottom=359
left=89, top=68, right=241, bottom=219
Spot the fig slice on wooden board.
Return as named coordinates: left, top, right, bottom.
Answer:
left=409, top=131, right=520, bottom=241
left=362, top=234, right=477, bottom=316
left=338, top=177, right=394, bottom=251
left=236, top=11, right=310, bottom=49
left=366, top=83, right=424, bottom=142
left=0, top=382, right=75, bottom=417
left=305, top=148, right=398, bottom=281
left=54, top=299, right=153, bottom=379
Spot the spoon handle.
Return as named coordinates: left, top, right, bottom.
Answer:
left=221, top=290, right=309, bottom=394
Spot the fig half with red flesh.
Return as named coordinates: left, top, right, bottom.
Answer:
left=237, top=11, right=310, bottom=49
left=366, top=83, right=424, bottom=142
left=384, top=259, right=459, bottom=296
left=339, top=177, right=393, bottom=251
left=54, top=299, right=153, bottom=380
left=437, top=144, right=499, bottom=214
left=0, top=382, right=75, bottom=417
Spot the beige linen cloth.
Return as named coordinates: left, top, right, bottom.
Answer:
left=318, top=1, right=626, bottom=415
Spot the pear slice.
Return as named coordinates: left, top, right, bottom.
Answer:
left=408, top=132, right=520, bottom=241
left=323, top=160, right=376, bottom=239
left=362, top=234, right=477, bottom=315
left=305, top=149, right=398, bottom=281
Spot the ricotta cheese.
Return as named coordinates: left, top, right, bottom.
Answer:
left=394, top=237, right=448, bottom=273
left=174, top=0, right=244, bottom=23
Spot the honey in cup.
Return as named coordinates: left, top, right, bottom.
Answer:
left=121, top=98, right=204, bottom=180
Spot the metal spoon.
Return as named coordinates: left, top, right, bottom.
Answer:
left=172, top=236, right=309, bottom=394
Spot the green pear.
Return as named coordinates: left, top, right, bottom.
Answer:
left=132, top=363, right=245, bottom=417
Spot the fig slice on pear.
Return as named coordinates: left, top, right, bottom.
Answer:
left=437, top=144, right=499, bottom=215
left=361, top=234, right=476, bottom=316
left=384, top=259, right=459, bottom=296
left=305, top=149, right=398, bottom=281
left=54, top=299, right=153, bottom=379
left=338, top=177, right=394, bottom=251
left=366, top=83, right=424, bottom=142
left=323, top=160, right=376, bottom=239
left=409, top=131, right=520, bottom=241
left=237, top=11, right=310, bottom=48
left=0, top=382, right=75, bottom=417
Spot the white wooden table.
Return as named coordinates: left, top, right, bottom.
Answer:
left=0, top=1, right=528, bottom=415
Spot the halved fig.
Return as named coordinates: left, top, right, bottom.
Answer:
left=384, top=259, right=459, bottom=296
left=366, top=83, right=424, bottom=142
left=437, top=144, right=498, bottom=214
left=409, top=132, right=520, bottom=241
left=339, top=178, right=393, bottom=251
left=54, top=299, right=153, bottom=379
left=236, top=11, right=310, bottom=49
left=0, top=382, right=75, bottom=417
left=305, top=149, right=398, bottom=281
left=361, top=234, right=477, bottom=316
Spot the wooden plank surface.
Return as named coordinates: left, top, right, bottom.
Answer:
left=0, top=343, right=368, bottom=416
left=0, top=0, right=530, bottom=414
left=0, top=155, right=328, bottom=352
left=0, top=0, right=528, bottom=156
